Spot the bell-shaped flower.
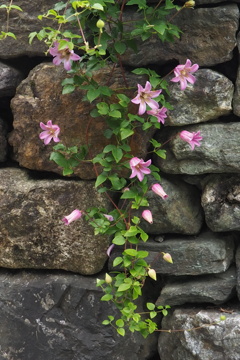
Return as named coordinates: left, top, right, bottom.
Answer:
left=148, top=268, right=157, bottom=281
left=49, top=40, right=81, bottom=71
left=179, top=130, right=202, bottom=150
left=62, top=209, right=82, bottom=225
left=142, top=210, right=153, bottom=224
left=147, top=106, right=168, bottom=124
left=39, top=120, right=60, bottom=145
left=131, top=81, right=162, bottom=115
left=106, top=244, right=115, bottom=257
left=105, top=273, right=113, bottom=284
left=129, top=157, right=151, bottom=182
left=162, top=252, right=173, bottom=264
left=151, top=184, right=168, bottom=199
left=171, top=59, right=199, bottom=90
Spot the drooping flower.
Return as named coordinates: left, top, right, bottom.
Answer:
left=49, top=40, right=81, bottom=71
left=148, top=268, right=157, bottom=281
left=107, top=244, right=115, bottom=257
left=171, top=59, right=199, bottom=90
left=62, top=209, right=82, bottom=225
left=162, top=252, right=173, bottom=264
left=151, top=184, right=168, bottom=199
left=103, top=214, right=114, bottom=222
left=142, top=210, right=153, bottom=224
left=105, top=273, right=113, bottom=284
left=129, top=157, right=151, bottom=182
left=179, top=130, right=202, bottom=150
left=39, top=120, right=60, bottom=145
left=147, top=106, right=168, bottom=124
left=131, top=81, right=162, bottom=115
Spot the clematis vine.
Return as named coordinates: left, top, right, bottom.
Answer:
left=179, top=130, right=202, bottom=150
left=147, top=106, right=168, bottom=124
left=62, top=209, right=82, bottom=225
left=171, top=59, right=199, bottom=91
left=39, top=120, right=60, bottom=145
left=142, top=210, right=153, bottom=224
left=151, top=184, right=168, bottom=199
left=129, top=157, right=151, bottom=182
left=49, top=40, right=81, bottom=71
left=131, top=81, right=162, bottom=115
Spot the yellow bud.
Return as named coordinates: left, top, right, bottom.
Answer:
left=162, top=252, right=173, bottom=264
left=184, top=0, right=195, bottom=8
left=148, top=268, right=157, bottom=281
left=220, top=315, right=226, bottom=321
left=105, top=273, right=112, bottom=284
left=96, top=19, right=105, bottom=30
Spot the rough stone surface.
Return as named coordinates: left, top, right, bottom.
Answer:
left=156, top=266, right=237, bottom=306
left=165, top=69, right=233, bottom=126
left=122, top=5, right=239, bottom=67
left=233, top=32, right=240, bottom=117
left=0, top=118, right=7, bottom=161
left=0, top=167, right=111, bottom=275
left=0, top=62, right=24, bottom=97
left=236, top=245, right=240, bottom=301
left=158, top=307, right=240, bottom=360
left=201, top=175, right=240, bottom=232
left=0, top=269, right=157, bottom=360
left=9, top=63, right=152, bottom=179
left=109, top=231, right=235, bottom=276
left=155, top=122, right=240, bottom=175
left=136, top=175, right=203, bottom=235
left=0, top=0, right=57, bottom=58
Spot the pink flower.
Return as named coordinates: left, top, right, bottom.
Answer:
left=39, top=120, right=60, bottom=145
left=129, top=157, right=151, bottom=182
left=103, top=214, right=114, bottom=222
left=147, top=106, right=168, bottom=124
left=142, top=210, right=153, bottom=224
left=49, top=41, right=81, bottom=71
left=171, top=59, right=199, bottom=90
left=151, top=184, right=168, bottom=199
left=131, top=81, right=162, bottom=115
left=107, top=244, right=115, bottom=257
left=162, top=252, right=173, bottom=264
left=179, top=130, right=202, bottom=150
left=62, top=209, right=82, bottom=225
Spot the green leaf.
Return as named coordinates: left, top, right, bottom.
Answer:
left=114, top=41, right=126, bottom=55
left=137, top=250, right=148, bottom=258
left=5, top=32, right=16, bottom=40
left=102, top=320, right=110, bottom=325
left=95, top=173, right=108, bottom=187
left=97, top=102, right=109, bottom=115
left=62, top=84, right=75, bottom=94
left=117, top=328, right=125, bottom=336
left=120, top=128, right=134, bottom=140
left=153, top=22, right=166, bottom=35
left=124, top=249, right=138, bottom=257
left=124, top=226, right=139, bottom=237
left=10, top=5, right=23, bottom=11
left=131, top=68, right=149, bottom=76
left=116, top=319, right=124, bottom=327
left=118, top=283, right=131, bottom=292
left=101, top=294, right=113, bottom=301
left=87, top=88, right=101, bottom=102
left=109, top=110, right=122, bottom=118
left=146, top=302, right=155, bottom=311
left=112, top=147, right=123, bottom=163
left=92, top=3, right=104, bottom=10
left=156, top=149, right=166, bottom=159
left=150, top=311, right=157, bottom=319
left=113, top=257, right=123, bottom=267
left=112, top=234, right=125, bottom=245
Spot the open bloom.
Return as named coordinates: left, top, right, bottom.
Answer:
left=129, top=157, right=151, bottom=182
left=147, top=106, right=168, bottom=124
left=179, top=130, right=202, bottom=150
left=142, top=210, right=153, bottom=224
left=171, top=59, right=199, bottom=90
left=151, top=184, right=168, bottom=199
left=62, top=209, right=82, bottom=225
left=39, top=120, right=60, bottom=145
left=131, top=81, right=162, bottom=115
left=49, top=41, right=81, bottom=71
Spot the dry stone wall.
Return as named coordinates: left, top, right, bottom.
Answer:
left=0, top=1, right=240, bottom=360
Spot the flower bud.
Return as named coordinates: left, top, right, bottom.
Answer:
left=162, top=252, right=173, bottom=264
left=148, top=268, right=157, bottom=281
left=96, top=19, right=105, bottom=30
left=184, top=1, right=195, bottom=8
left=220, top=315, right=226, bottom=321
left=105, top=273, right=113, bottom=284
left=142, top=210, right=153, bottom=224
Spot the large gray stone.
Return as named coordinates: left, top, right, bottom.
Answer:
left=158, top=307, right=240, bottom=360
left=233, top=32, right=240, bottom=117
left=0, top=167, right=111, bottom=275
left=155, top=122, right=240, bottom=175
left=201, top=175, right=240, bottom=232
left=156, top=266, right=237, bottom=306
left=165, top=70, right=233, bottom=126
left=0, top=62, right=24, bottom=96
left=0, top=270, right=157, bottom=360
left=235, top=245, right=240, bottom=301
left=109, top=231, right=235, bottom=276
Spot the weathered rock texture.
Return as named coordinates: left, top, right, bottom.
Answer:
left=165, top=69, right=233, bottom=126
left=9, top=63, right=152, bottom=179
left=158, top=308, right=240, bottom=360
left=236, top=245, right=240, bottom=301
left=0, top=62, right=24, bottom=96
left=122, top=5, right=239, bottom=67
left=155, top=122, right=240, bottom=175
left=0, top=118, right=7, bottom=161
left=0, top=270, right=157, bottom=360
left=0, top=167, right=111, bottom=275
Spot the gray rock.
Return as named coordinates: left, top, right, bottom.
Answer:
left=158, top=307, right=240, bottom=360
left=0, top=118, right=7, bottom=161
left=156, top=266, right=237, bottom=306
left=233, top=32, right=240, bottom=117
left=201, top=175, right=240, bottom=232
left=0, top=62, right=24, bottom=96
left=109, top=231, right=235, bottom=276
left=165, top=70, right=233, bottom=126
left=235, top=244, right=240, bottom=301
left=155, top=122, right=240, bottom=175
left=0, top=269, right=157, bottom=360
left=137, top=175, right=203, bottom=235
left=0, top=167, right=111, bottom=275
left=122, top=5, right=239, bottom=67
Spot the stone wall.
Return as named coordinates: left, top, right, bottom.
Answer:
left=1, top=1, right=240, bottom=359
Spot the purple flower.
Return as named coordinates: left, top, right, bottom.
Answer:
left=107, top=244, right=115, bottom=257
left=147, top=106, right=168, bottom=124
left=62, top=209, right=82, bottom=225
left=39, top=120, right=60, bottom=145
left=179, top=130, right=202, bottom=150
left=131, top=81, right=162, bottom=115
left=171, top=59, right=199, bottom=91
left=129, top=157, right=151, bottom=182
left=142, top=210, right=153, bottom=224
left=103, top=214, right=114, bottom=222
left=49, top=41, right=81, bottom=71
left=151, top=184, right=168, bottom=199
